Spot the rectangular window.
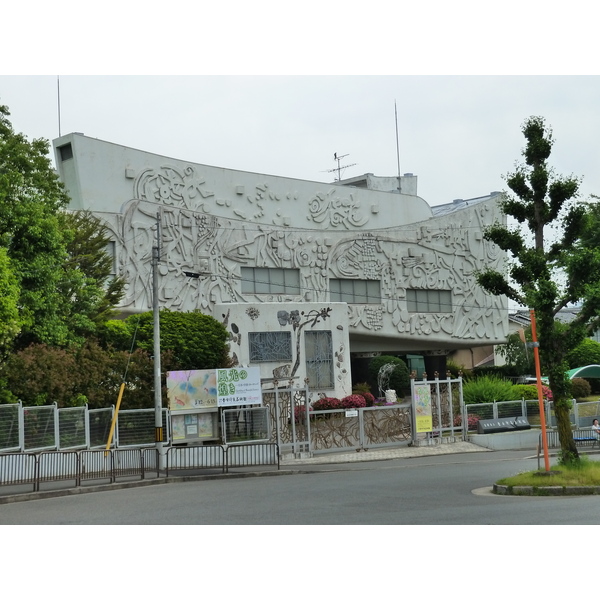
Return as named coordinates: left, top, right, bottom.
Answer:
left=241, top=267, right=301, bottom=295
left=406, top=289, right=452, bottom=313
left=305, top=330, right=334, bottom=389
left=105, top=241, right=117, bottom=277
left=248, top=331, right=292, bottom=362
left=58, top=143, right=73, bottom=161
left=330, top=279, right=381, bottom=303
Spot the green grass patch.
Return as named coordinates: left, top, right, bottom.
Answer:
left=497, top=457, right=600, bottom=487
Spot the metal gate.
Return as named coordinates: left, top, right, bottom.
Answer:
left=261, top=382, right=414, bottom=456
left=411, top=376, right=464, bottom=445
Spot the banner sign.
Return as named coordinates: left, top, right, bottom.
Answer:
left=217, top=367, right=262, bottom=407
left=413, top=383, right=433, bottom=433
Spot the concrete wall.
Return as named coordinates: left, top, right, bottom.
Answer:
left=51, top=133, right=509, bottom=385
left=469, top=430, right=541, bottom=450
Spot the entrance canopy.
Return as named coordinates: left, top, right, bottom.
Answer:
left=567, top=365, right=600, bottom=379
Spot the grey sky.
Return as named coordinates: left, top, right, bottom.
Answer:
left=1, top=75, right=599, bottom=207
left=2, top=3, right=599, bottom=209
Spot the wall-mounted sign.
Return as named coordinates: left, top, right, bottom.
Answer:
left=413, top=384, right=433, bottom=433
left=217, top=367, right=262, bottom=407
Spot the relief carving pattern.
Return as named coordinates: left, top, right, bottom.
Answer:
left=110, top=164, right=506, bottom=342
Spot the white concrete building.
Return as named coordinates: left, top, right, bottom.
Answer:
left=52, top=133, right=508, bottom=401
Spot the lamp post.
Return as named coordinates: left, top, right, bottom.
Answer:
left=152, top=212, right=164, bottom=468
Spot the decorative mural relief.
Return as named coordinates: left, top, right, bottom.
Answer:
left=308, top=189, right=370, bottom=229
left=134, top=165, right=214, bottom=210
left=132, top=164, right=375, bottom=229
left=109, top=164, right=507, bottom=346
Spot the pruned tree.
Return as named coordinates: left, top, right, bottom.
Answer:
left=477, top=116, right=600, bottom=464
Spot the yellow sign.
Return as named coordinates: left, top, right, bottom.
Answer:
left=414, top=384, right=433, bottom=433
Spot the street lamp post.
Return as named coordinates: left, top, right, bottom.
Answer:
left=152, top=212, right=165, bottom=468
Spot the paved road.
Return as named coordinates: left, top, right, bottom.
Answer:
left=2, top=449, right=599, bottom=525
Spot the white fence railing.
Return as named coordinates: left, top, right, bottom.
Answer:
left=0, top=402, right=170, bottom=453
left=462, top=399, right=600, bottom=432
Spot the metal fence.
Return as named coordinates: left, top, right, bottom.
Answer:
left=0, top=448, right=160, bottom=492
left=462, top=399, right=600, bottom=432
left=0, top=443, right=279, bottom=494
left=0, top=402, right=170, bottom=453
left=463, top=399, right=545, bottom=432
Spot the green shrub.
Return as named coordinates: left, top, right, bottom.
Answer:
left=446, top=360, right=473, bottom=381
left=571, top=377, right=591, bottom=399
left=367, top=355, right=411, bottom=397
left=462, top=375, right=514, bottom=405
left=510, top=384, right=539, bottom=400
left=352, top=382, right=371, bottom=395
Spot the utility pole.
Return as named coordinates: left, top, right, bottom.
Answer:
left=152, top=211, right=165, bottom=468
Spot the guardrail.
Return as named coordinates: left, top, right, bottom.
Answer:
left=0, top=443, right=280, bottom=495
left=537, top=429, right=600, bottom=468
left=0, top=448, right=159, bottom=493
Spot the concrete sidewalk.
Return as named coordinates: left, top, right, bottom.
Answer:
left=280, top=441, right=492, bottom=466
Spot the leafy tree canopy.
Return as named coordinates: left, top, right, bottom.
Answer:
left=476, top=115, right=600, bottom=463
left=57, top=210, right=125, bottom=343
left=0, top=103, right=71, bottom=348
left=123, top=309, right=231, bottom=371
left=0, top=104, right=124, bottom=350
left=566, top=338, right=600, bottom=369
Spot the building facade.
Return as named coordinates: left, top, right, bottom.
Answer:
left=53, top=133, right=508, bottom=401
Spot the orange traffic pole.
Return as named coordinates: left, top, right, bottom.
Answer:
left=530, top=310, right=550, bottom=472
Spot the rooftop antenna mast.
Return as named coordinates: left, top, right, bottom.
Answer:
left=395, top=100, right=401, bottom=193
left=327, top=152, right=357, bottom=182
left=57, top=75, right=62, bottom=137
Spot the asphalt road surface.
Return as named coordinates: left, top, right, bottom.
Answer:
left=2, top=449, right=600, bottom=525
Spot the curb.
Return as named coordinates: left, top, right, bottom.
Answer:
left=493, top=483, right=600, bottom=496
left=0, top=468, right=303, bottom=505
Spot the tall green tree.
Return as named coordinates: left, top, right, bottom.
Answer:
left=0, top=247, right=20, bottom=354
left=0, top=103, right=72, bottom=348
left=477, top=116, right=600, bottom=464
left=58, top=210, right=125, bottom=343
left=0, top=104, right=124, bottom=350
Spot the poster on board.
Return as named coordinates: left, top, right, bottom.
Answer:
left=217, top=367, right=262, bottom=407
left=413, top=383, right=433, bottom=433
left=166, top=369, right=217, bottom=411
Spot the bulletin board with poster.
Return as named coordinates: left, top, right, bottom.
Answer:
left=166, top=369, right=220, bottom=443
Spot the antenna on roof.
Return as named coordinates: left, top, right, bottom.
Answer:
left=395, top=100, right=401, bottom=193
left=326, top=152, right=357, bottom=182
left=57, top=76, right=62, bottom=137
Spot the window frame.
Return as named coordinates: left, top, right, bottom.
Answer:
left=304, top=330, right=334, bottom=389
left=330, top=278, right=381, bottom=304
left=406, top=289, right=452, bottom=313
left=248, top=331, right=293, bottom=362
left=241, top=267, right=301, bottom=296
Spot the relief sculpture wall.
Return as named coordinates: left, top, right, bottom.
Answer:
left=105, top=162, right=506, bottom=347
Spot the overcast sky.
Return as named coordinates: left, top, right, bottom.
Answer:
left=2, top=74, right=599, bottom=207
left=2, top=3, right=600, bottom=208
